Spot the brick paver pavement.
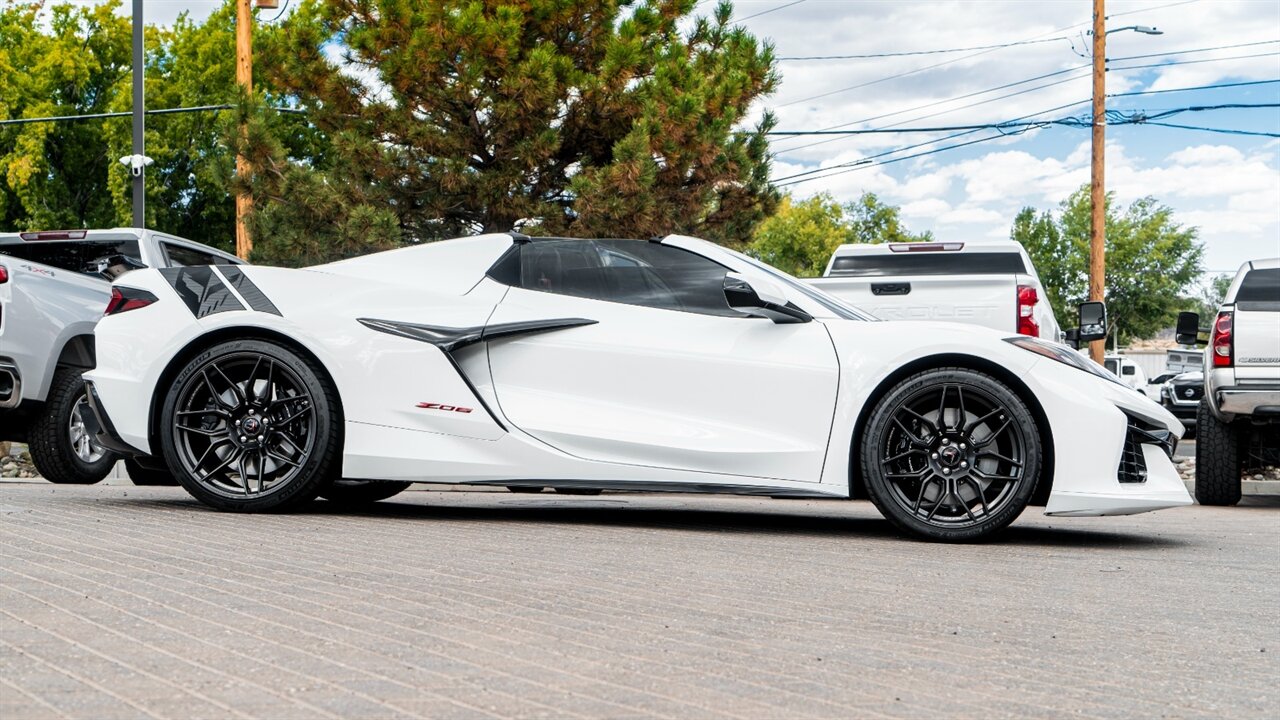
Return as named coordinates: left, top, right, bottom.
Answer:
left=0, top=482, right=1276, bottom=719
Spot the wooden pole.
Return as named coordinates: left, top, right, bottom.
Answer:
left=235, top=0, right=254, bottom=260
left=131, top=0, right=144, bottom=228
left=1089, top=0, right=1107, bottom=363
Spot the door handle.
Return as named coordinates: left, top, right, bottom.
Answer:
left=871, top=283, right=911, bottom=296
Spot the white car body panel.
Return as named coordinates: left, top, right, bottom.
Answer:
left=86, top=233, right=1191, bottom=519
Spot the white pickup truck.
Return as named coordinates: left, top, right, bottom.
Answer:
left=805, top=241, right=1062, bottom=341
left=1176, top=258, right=1280, bottom=505
left=0, top=228, right=240, bottom=484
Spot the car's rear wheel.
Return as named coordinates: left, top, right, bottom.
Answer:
left=159, top=339, right=340, bottom=512
left=29, top=367, right=118, bottom=484
left=1194, top=399, right=1242, bottom=506
left=320, top=479, right=412, bottom=505
left=861, top=368, right=1041, bottom=542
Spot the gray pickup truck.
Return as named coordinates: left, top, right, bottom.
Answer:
left=1176, top=258, right=1280, bottom=505
left=0, top=228, right=240, bottom=484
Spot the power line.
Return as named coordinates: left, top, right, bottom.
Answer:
left=0, top=104, right=305, bottom=127
left=1109, top=50, right=1280, bottom=72
left=778, top=37, right=1072, bottom=61
left=773, top=102, right=1279, bottom=186
left=1105, top=0, right=1202, bottom=20
left=736, top=0, right=805, bottom=23
left=1105, top=38, right=1278, bottom=63
left=1109, top=78, right=1280, bottom=97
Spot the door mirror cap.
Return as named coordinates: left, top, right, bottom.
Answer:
left=1076, top=301, right=1107, bottom=343
left=1175, top=311, right=1204, bottom=346
left=724, top=272, right=813, bottom=324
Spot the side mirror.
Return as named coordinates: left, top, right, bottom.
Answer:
left=724, top=272, right=813, bottom=324
left=1076, top=301, right=1107, bottom=343
left=1175, top=311, right=1202, bottom=346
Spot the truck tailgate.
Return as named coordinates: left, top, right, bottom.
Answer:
left=808, top=274, right=1017, bottom=331
left=1232, top=307, right=1280, bottom=381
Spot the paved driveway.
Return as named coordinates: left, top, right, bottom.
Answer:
left=1, top=483, right=1276, bottom=719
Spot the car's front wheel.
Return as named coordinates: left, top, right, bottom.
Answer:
left=159, top=339, right=340, bottom=512
left=860, top=368, right=1042, bottom=542
left=28, top=367, right=118, bottom=484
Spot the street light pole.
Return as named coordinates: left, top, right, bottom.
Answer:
left=235, top=0, right=254, bottom=260
left=1088, top=0, right=1107, bottom=364
left=131, top=0, right=144, bottom=228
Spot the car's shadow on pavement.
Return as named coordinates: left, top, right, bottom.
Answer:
left=116, top=491, right=1189, bottom=549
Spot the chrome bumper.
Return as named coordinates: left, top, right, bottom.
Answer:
left=1216, top=386, right=1280, bottom=415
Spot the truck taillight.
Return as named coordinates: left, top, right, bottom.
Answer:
left=0, top=264, right=7, bottom=284
left=104, top=286, right=158, bottom=316
left=1210, top=310, right=1233, bottom=367
left=1016, top=285, right=1040, bottom=337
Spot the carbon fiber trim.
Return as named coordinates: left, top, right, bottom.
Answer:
left=159, top=266, right=244, bottom=318
left=219, top=265, right=282, bottom=315
left=356, top=317, right=597, bottom=352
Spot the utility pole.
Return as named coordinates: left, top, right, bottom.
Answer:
left=235, top=0, right=254, bottom=259
left=131, top=0, right=144, bottom=228
left=1089, top=0, right=1107, bottom=364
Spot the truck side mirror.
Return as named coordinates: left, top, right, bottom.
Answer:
left=1077, top=301, right=1107, bottom=343
left=1175, top=311, right=1203, bottom=346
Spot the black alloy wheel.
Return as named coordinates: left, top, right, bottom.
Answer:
left=861, top=368, right=1042, bottom=541
left=160, top=339, right=339, bottom=512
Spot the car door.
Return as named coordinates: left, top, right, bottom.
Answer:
left=484, top=239, right=840, bottom=484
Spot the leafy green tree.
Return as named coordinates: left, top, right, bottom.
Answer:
left=1012, top=186, right=1204, bottom=343
left=253, top=0, right=779, bottom=254
left=0, top=1, right=132, bottom=231
left=1184, top=273, right=1233, bottom=320
left=748, top=191, right=932, bottom=277
left=845, top=191, right=934, bottom=246
left=748, top=193, right=846, bottom=276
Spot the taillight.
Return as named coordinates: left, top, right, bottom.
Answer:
left=0, top=264, right=7, bottom=284
left=1210, top=311, right=1233, bottom=367
left=104, top=286, right=158, bottom=316
left=1016, top=285, right=1040, bottom=337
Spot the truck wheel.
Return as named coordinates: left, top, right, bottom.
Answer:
left=124, top=458, right=178, bottom=486
left=28, top=368, right=118, bottom=484
left=1194, top=399, right=1242, bottom=506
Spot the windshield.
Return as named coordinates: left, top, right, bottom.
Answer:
left=724, top=247, right=876, bottom=321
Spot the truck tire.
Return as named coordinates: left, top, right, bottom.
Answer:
left=28, top=368, right=118, bottom=485
left=1194, top=399, right=1242, bottom=506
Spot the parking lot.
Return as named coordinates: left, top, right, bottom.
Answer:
left=1, top=481, right=1276, bottom=720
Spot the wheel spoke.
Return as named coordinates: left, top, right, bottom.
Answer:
left=937, top=385, right=949, bottom=431
left=977, top=450, right=1023, bottom=468
left=175, top=422, right=228, bottom=438
left=244, top=356, right=263, bottom=403
left=881, top=448, right=924, bottom=466
left=193, top=438, right=231, bottom=469
left=963, top=477, right=990, bottom=516
left=211, top=364, right=246, bottom=407
left=177, top=408, right=229, bottom=419
left=265, top=448, right=301, bottom=468
left=912, top=476, right=938, bottom=514
left=963, top=408, right=1001, bottom=435
left=885, top=468, right=929, bottom=480
left=971, top=467, right=1019, bottom=483
left=900, top=407, right=938, bottom=435
left=276, top=405, right=310, bottom=426
left=956, top=386, right=967, bottom=430
left=974, top=418, right=1012, bottom=448
left=254, top=451, right=265, bottom=493
left=196, top=449, right=240, bottom=485
left=891, top=418, right=929, bottom=447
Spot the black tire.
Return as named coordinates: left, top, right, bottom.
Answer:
left=124, top=458, right=178, bottom=486
left=320, top=479, right=412, bottom=505
left=1194, top=399, right=1242, bottom=506
left=554, top=487, right=603, bottom=495
left=860, top=367, right=1042, bottom=542
left=507, top=486, right=544, bottom=493
left=28, top=367, right=118, bottom=484
left=159, top=339, right=340, bottom=512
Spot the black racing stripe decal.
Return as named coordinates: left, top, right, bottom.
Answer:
left=219, top=265, right=282, bottom=316
left=159, top=266, right=244, bottom=318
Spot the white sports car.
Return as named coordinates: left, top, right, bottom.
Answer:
left=84, top=233, right=1192, bottom=541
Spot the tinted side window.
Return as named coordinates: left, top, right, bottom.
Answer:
left=164, top=244, right=220, bottom=267
left=1236, top=268, right=1280, bottom=311
left=515, top=240, right=741, bottom=317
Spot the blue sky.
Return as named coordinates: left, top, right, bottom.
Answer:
left=93, top=0, right=1280, bottom=274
